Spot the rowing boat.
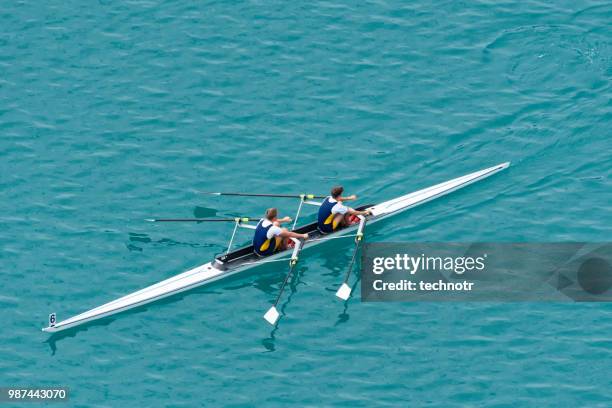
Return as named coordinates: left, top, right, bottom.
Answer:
left=43, top=162, right=510, bottom=332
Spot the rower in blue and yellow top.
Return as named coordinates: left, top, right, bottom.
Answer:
left=318, top=186, right=371, bottom=234
left=253, top=208, right=309, bottom=257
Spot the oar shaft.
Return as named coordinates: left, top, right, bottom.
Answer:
left=273, top=263, right=297, bottom=307
left=273, top=239, right=304, bottom=306
left=147, top=217, right=258, bottom=222
left=343, top=242, right=361, bottom=283
left=343, top=216, right=367, bottom=283
left=202, top=192, right=326, bottom=199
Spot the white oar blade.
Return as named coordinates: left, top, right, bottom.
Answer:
left=336, top=283, right=352, bottom=300
left=263, top=306, right=280, bottom=325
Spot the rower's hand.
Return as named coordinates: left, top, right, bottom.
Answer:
left=348, top=194, right=357, bottom=200
left=282, top=216, right=292, bottom=223
left=302, top=233, right=309, bottom=240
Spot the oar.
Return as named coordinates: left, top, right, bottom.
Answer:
left=145, top=217, right=258, bottom=222
left=336, top=216, right=367, bottom=300
left=201, top=192, right=326, bottom=199
left=264, top=238, right=304, bottom=325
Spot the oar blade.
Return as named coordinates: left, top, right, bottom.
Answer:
left=335, top=283, right=352, bottom=300
left=263, top=306, right=280, bottom=325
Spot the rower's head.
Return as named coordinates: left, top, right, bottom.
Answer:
left=265, top=207, right=278, bottom=221
left=331, top=186, right=344, bottom=199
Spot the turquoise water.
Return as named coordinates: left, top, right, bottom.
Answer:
left=2, top=0, right=611, bottom=406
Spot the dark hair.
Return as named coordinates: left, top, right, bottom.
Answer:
left=265, top=208, right=278, bottom=220
left=331, top=186, right=344, bottom=198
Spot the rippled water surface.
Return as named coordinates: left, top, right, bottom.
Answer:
left=1, top=0, right=611, bottom=406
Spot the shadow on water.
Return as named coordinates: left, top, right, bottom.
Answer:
left=193, top=205, right=259, bottom=220
left=45, top=215, right=399, bottom=352
left=43, top=292, right=208, bottom=353
left=261, top=265, right=307, bottom=352
left=319, top=243, right=349, bottom=279
left=43, top=259, right=292, bottom=352
left=260, top=221, right=395, bottom=348
left=193, top=206, right=218, bottom=218
left=335, top=276, right=361, bottom=326
left=312, top=237, right=366, bottom=327
left=318, top=222, right=390, bottom=325
left=127, top=232, right=221, bottom=252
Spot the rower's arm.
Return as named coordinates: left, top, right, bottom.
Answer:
left=279, top=230, right=308, bottom=239
left=347, top=208, right=371, bottom=216
left=274, top=216, right=292, bottom=224
left=338, top=195, right=357, bottom=201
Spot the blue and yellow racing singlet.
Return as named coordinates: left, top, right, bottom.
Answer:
left=253, top=219, right=277, bottom=256
left=317, top=196, right=341, bottom=233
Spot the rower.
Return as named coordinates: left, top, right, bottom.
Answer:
left=253, top=208, right=309, bottom=257
left=317, top=186, right=371, bottom=234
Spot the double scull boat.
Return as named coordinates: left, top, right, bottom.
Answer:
left=43, top=162, right=510, bottom=332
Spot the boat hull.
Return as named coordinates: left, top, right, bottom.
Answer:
left=43, top=162, right=509, bottom=333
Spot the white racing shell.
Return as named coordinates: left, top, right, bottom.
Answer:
left=43, top=162, right=510, bottom=333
